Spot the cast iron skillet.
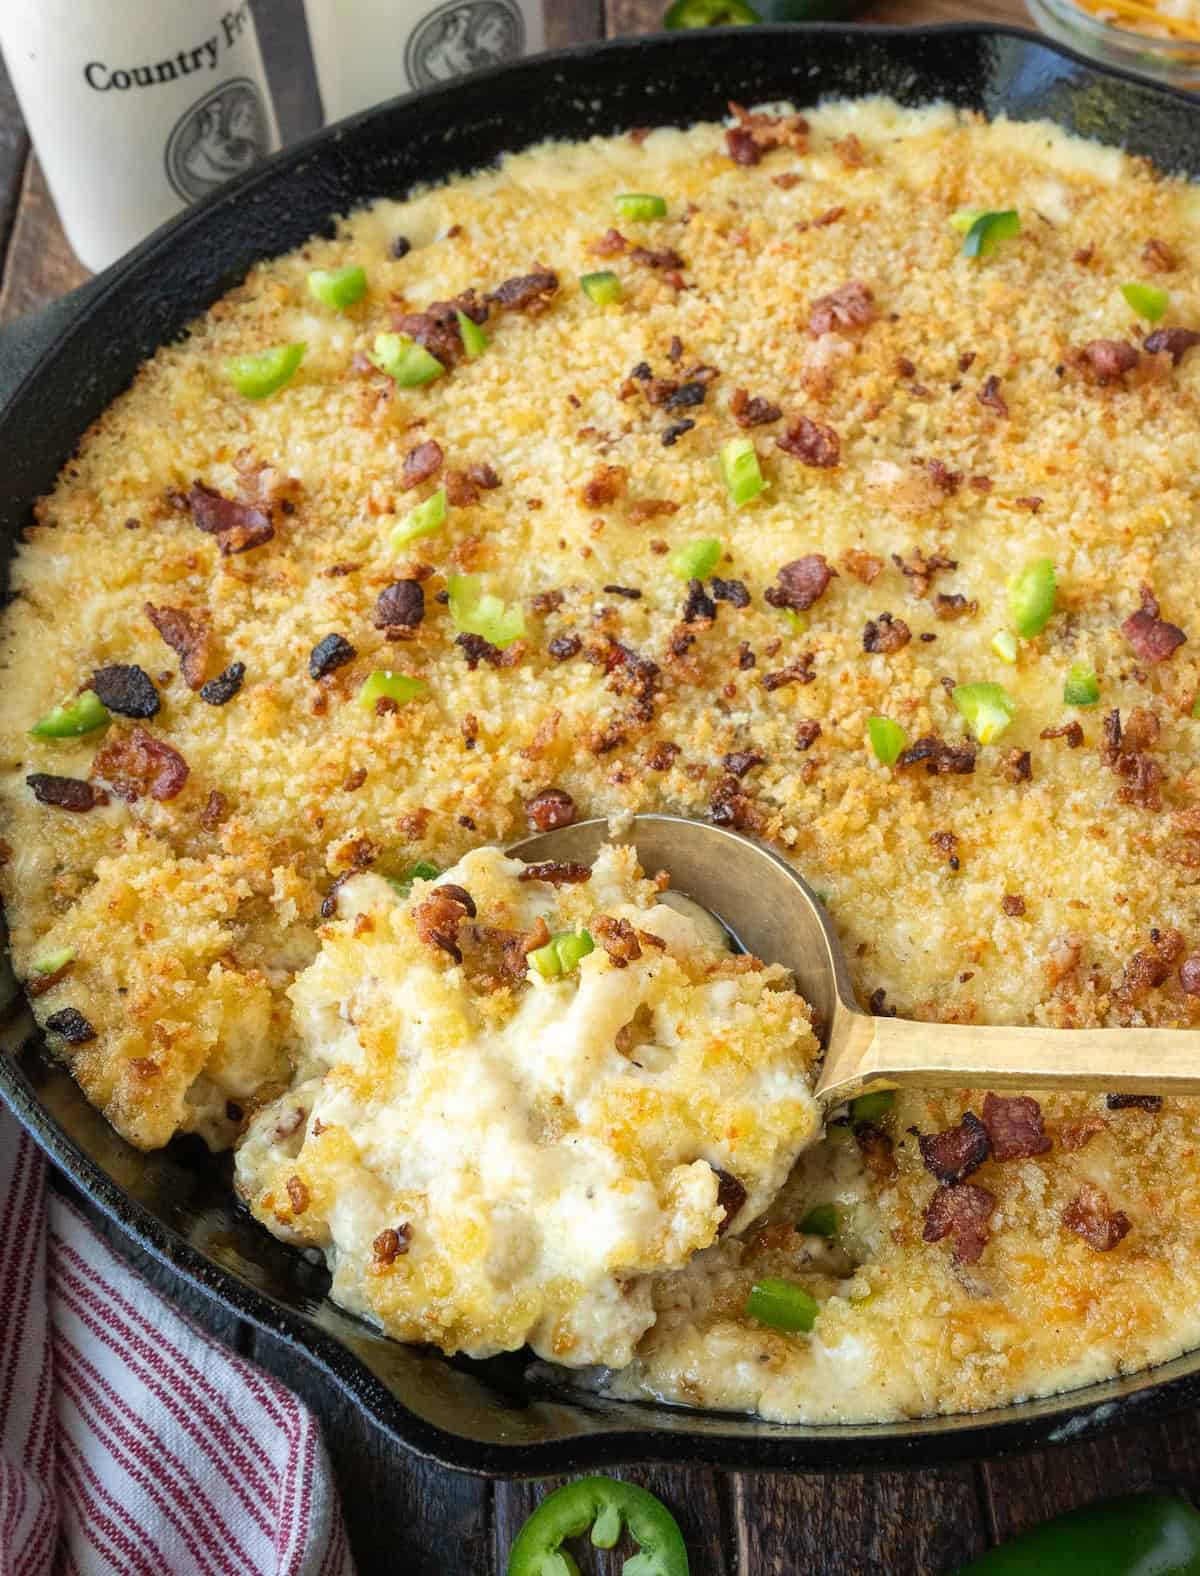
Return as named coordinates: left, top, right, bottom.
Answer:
left=3, top=22, right=1200, bottom=1476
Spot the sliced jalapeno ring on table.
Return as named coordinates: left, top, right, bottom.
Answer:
left=506, top=1474, right=689, bottom=1576
left=664, top=0, right=761, bottom=26
left=955, top=1491, right=1200, bottom=1574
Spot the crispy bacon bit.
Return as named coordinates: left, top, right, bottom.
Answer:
left=1180, top=956, right=1200, bottom=995
left=1142, top=237, right=1175, bottom=272
left=725, top=101, right=809, bottom=166
left=401, top=439, right=443, bottom=489
left=285, top=1176, right=309, bottom=1216
left=730, top=387, right=782, bottom=428
left=854, top=1122, right=896, bottom=1184
left=526, top=787, right=577, bottom=832
left=863, top=613, right=911, bottom=654
left=627, top=499, right=680, bottom=524
left=413, top=887, right=473, bottom=963
left=548, top=633, right=582, bottom=662
left=795, top=719, right=821, bottom=751
left=200, top=790, right=228, bottom=830
left=518, top=860, right=591, bottom=886
left=25, top=771, right=102, bottom=811
left=604, top=584, right=642, bottom=601
left=726, top=126, right=763, bottom=166
left=919, top=1111, right=990, bottom=1184
left=1014, top=496, right=1043, bottom=514
left=765, top=554, right=834, bottom=612
left=1001, top=894, right=1027, bottom=917
left=374, top=580, right=425, bottom=630
left=723, top=749, right=765, bottom=778
left=711, top=577, right=750, bottom=607
left=1041, top=721, right=1084, bottom=748
left=1107, top=1093, right=1163, bottom=1111
left=455, top=632, right=503, bottom=669
left=91, top=727, right=188, bottom=803
left=372, top=1224, right=412, bottom=1265
left=841, top=549, right=883, bottom=584
left=1000, top=748, right=1033, bottom=785
left=391, top=291, right=486, bottom=365
left=712, top=1166, right=748, bottom=1234
left=581, top=464, right=628, bottom=507
left=833, top=133, right=866, bottom=167
left=772, top=171, right=802, bottom=189
left=1122, top=585, right=1186, bottom=662
left=309, top=633, right=357, bottom=680
left=185, top=481, right=274, bottom=555
left=892, top=547, right=957, bottom=599
left=662, top=419, right=695, bottom=447
left=808, top=280, right=875, bottom=338
left=486, top=266, right=559, bottom=315
left=897, top=735, right=976, bottom=776
left=925, top=459, right=962, bottom=496
left=144, top=603, right=210, bottom=689
left=530, top=589, right=564, bottom=616
left=776, top=415, right=841, bottom=468
left=969, top=475, right=993, bottom=493
left=762, top=653, right=815, bottom=691
left=591, top=227, right=628, bottom=256
left=44, top=1007, right=96, bottom=1044
left=682, top=579, right=717, bottom=624
left=200, top=662, right=246, bottom=706
left=1078, top=338, right=1140, bottom=384
left=593, top=914, right=642, bottom=968
left=1058, top=1116, right=1107, bottom=1152
left=1144, top=326, right=1200, bottom=365
left=980, top=1093, right=1051, bottom=1161
left=91, top=664, right=160, bottom=720
left=646, top=741, right=681, bottom=771
left=1062, top=1182, right=1131, bottom=1251
left=934, top=593, right=978, bottom=621
left=923, top=1182, right=995, bottom=1264
left=630, top=245, right=686, bottom=272
left=710, top=774, right=764, bottom=832
left=977, top=376, right=1009, bottom=418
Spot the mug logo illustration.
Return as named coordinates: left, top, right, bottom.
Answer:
left=165, top=78, right=269, bottom=203
left=404, top=0, right=525, bottom=89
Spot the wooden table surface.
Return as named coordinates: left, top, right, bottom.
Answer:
left=5, top=1, right=1200, bottom=1571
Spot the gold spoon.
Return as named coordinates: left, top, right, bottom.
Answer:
left=509, top=813, right=1200, bottom=1105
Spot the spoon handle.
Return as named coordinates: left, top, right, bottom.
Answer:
left=817, top=1008, right=1200, bottom=1105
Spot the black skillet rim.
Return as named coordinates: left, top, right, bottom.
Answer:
left=5, top=21, right=1200, bottom=1476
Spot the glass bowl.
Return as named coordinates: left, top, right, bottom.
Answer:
left=1027, top=0, right=1200, bottom=90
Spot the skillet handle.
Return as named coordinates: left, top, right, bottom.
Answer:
left=0, top=270, right=112, bottom=413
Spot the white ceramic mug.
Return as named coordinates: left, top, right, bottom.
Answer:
left=303, top=0, right=545, bottom=122
left=0, top=0, right=279, bottom=271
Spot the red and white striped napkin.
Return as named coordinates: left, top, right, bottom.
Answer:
left=0, top=1104, right=356, bottom=1576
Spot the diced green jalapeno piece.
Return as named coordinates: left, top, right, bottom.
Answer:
left=456, top=310, right=489, bottom=358
left=369, top=331, right=444, bottom=387
left=667, top=537, right=722, bottom=580
left=391, top=488, right=447, bottom=549
left=990, top=629, right=1019, bottom=665
left=529, top=928, right=595, bottom=979
left=798, top=1203, right=839, bottom=1237
left=505, top=1475, right=688, bottom=1576
left=959, top=209, right=1020, bottom=258
left=31, top=946, right=76, bottom=975
left=720, top=436, right=765, bottom=508
left=448, top=573, right=526, bottom=648
left=307, top=264, right=367, bottom=310
left=614, top=193, right=668, bottom=221
left=357, top=670, right=427, bottom=710
left=580, top=271, right=622, bottom=306
left=665, top=0, right=761, bottom=23
left=949, top=208, right=984, bottom=234
left=1007, top=557, right=1056, bottom=638
left=224, top=342, right=306, bottom=399
left=781, top=609, right=808, bottom=633
left=953, top=681, right=1016, bottom=744
left=1064, top=661, right=1100, bottom=707
left=867, top=716, right=909, bottom=766
left=29, top=689, right=110, bottom=739
left=386, top=861, right=441, bottom=899
left=1121, top=281, right=1169, bottom=322
left=745, top=1277, right=819, bottom=1332
left=850, top=1088, right=895, bottom=1122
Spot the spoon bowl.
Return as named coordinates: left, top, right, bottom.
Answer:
left=509, top=814, right=1200, bottom=1105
